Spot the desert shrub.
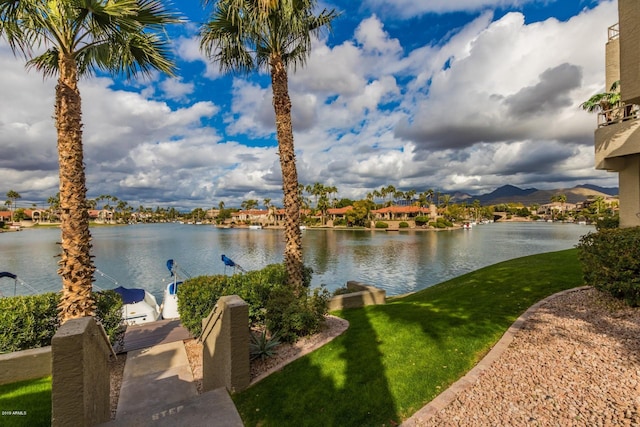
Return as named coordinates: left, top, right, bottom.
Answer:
left=333, top=218, right=346, bottom=226
left=265, top=286, right=330, bottom=343
left=399, top=221, right=409, bottom=228
left=577, top=227, right=640, bottom=306
left=375, top=221, right=389, bottom=229
left=250, top=330, right=281, bottom=361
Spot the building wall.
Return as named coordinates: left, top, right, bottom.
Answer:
left=606, top=32, right=620, bottom=91
left=620, top=0, right=640, bottom=104
left=618, top=155, right=640, bottom=228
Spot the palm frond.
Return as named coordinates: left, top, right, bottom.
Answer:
left=2, top=0, right=181, bottom=80
left=26, top=48, right=60, bottom=78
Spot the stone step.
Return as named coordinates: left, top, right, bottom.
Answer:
left=99, top=387, right=244, bottom=427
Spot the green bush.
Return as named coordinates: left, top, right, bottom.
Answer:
left=577, top=228, right=640, bottom=306
left=178, top=264, right=326, bottom=341
left=265, top=286, right=330, bottom=343
left=375, top=221, right=388, bottom=229
left=596, top=215, right=619, bottom=231
left=399, top=221, right=409, bottom=228
left=430, top=218, right=451, bottom=229
left=415, top=216, right=430, bottom=226
left=94, top=290, right=125, bottom=348
left=0, top=293, right=59, bottom=353
left=438, top=217, right=453, bottom=227
left=178, top=274, right=228, bottom=337
left=0, top=290, right=122, bottom=353
left=333, top=218, right=346, bottom=226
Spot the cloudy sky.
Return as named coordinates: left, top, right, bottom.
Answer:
left=0, top=0, right=619, bottom=210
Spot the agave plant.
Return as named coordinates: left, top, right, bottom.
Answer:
left=250, top=330, right=281, bottom=361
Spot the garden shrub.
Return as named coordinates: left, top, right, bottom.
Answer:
left=415, top=216, right=430, bottom=226
left=595, top=215, right=619, bottom=231
left=430, top=218, right=450, bottom=229
left=437, top=217, right=453, bottom=227
left=375, top=221, right=389, bottom=229
left=265, top=286, right=330, bottom=343
left=577, top=227, right=640, bottom=306
left=95, top=290, right=125, bottom=348
left=0, top=293, right=59, bottom=353
left=178, top=263, right=320, bottom=339
left=0, top=290, right=122, bottom=353
left=399, top=221, right=409, bottom=228
left=178, top=274, right=228, bottom=337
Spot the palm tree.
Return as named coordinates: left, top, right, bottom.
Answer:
left=200, top=0, right=339, bottom=290
left=5, top=190, right=21, bottom=222
left=0, top=1, right=181, bottom=322
left=580, top=81, right=622, bottom=123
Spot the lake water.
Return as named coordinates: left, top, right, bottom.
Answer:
left=0, top=222, right=593, bottom=300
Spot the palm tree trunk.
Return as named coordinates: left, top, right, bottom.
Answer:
left=271, top=53, right=303, bottom=291
left=56, top=54, right=95, bottom=322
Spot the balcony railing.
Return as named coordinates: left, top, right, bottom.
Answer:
left=598, top=104, right=640, bottom=127
left=608, top=23, right=619, bottom=41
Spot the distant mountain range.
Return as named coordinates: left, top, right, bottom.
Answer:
left=450, top=184, right=619, bottom=206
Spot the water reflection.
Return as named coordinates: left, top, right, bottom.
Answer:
left=0, top=222, right=592, bottom=299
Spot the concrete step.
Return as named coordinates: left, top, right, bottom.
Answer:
left=99, top=387, right=244, bottom=426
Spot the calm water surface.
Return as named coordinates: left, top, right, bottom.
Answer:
left=0, top=222, right=593, bottom=300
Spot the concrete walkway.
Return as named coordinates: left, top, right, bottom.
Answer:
left=101, top=340, right=243, bottom=426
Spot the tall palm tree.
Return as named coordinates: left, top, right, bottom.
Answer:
left=200, top=0, right=339, bottom=290
left=1, top=0, right=181, bottom=322
left=5, top=190, right=21, bottom=222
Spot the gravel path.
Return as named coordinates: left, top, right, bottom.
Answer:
left=405, top=287, right=640, bottom=426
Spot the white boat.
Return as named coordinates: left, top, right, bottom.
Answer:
left=113, top=286, right=161, bottom=325
left=249, top=225, right=262, bottom=229
left=161, top=259, right=183, bottom=320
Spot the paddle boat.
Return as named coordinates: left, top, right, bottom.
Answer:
left=161, top=259, right=186, bottom=320
left=112, top=285, right=161, bottom=325
left=96, top=268, right=161, bottom=325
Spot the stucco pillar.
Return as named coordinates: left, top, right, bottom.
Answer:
left=201, top=295, right=250, bottom=393
left=51, top=317, right=113, bottom=427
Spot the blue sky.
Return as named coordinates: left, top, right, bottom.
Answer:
left=0, top=0, right=619, bottom=210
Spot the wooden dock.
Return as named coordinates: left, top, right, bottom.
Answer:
left=119, top=319, right=192, bottom=353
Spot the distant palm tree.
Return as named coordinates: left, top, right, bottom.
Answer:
left=5, top=190, right=21, bottom=222
left=0, top=0, right=181, bottom=322
left=200, top=0, right=339, bottom=290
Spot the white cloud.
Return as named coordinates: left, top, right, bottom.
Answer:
left=0, top=2, right=621, bottom=209
left=362, top=0, right=538, bottom=18
left=160, top=77, right=195, bottom=101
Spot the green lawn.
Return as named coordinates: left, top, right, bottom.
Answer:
left=0, top=376, right=51, bottom=427
left=233, top=249, right=585, bottom=426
